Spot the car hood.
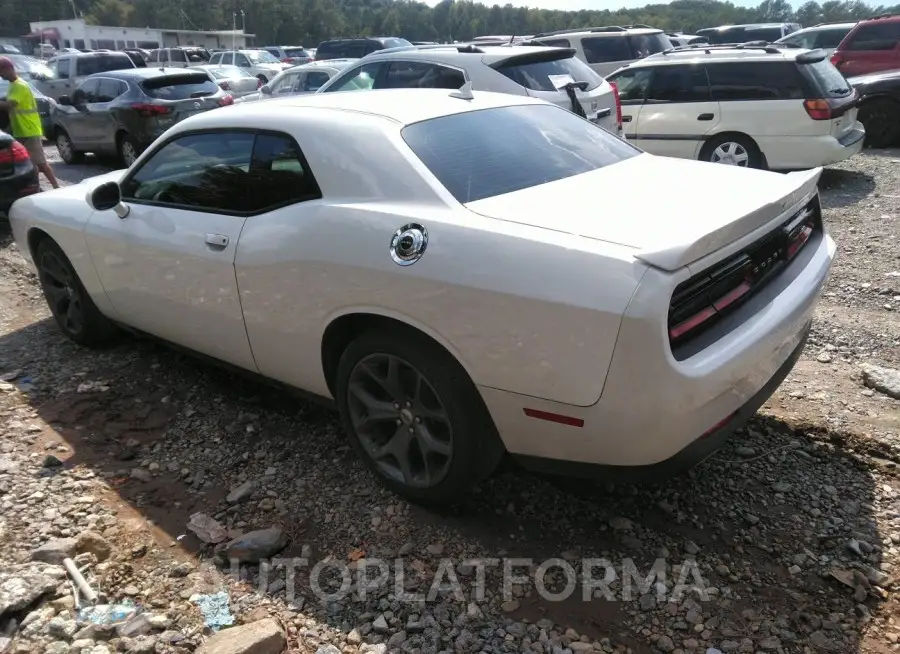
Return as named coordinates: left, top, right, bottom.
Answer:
left=465, top=154, right=822, bottom=271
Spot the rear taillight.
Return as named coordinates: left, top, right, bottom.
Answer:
left=281, top=57, right=292, bottom=63
left=218, top=81, right=231, bottom=91
left=831, top=52, right=844, bottom=69
left=609, top=81, right=623, bottom=131
left=131, top=103, right=172, bottom=118
left=0, top=141, right=30, bottom=165
left=803, top=99, right=832, bottom=120
left=218, top=94, right=234, bottom=106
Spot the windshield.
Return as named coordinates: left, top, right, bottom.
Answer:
left=401, top=104, right=639, bottom=204
left=284, top=48, right=309, bottom=58
left=378, top=38, right=413, bottom=49
left=247, top=50, right=280, bottom=63
left=803, top=58, right=852, bottom=97
left=629, top=32, right=671, bottom=57
left=496, top=53, right=604, bottom=91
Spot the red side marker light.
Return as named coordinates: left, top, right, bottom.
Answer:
left=523, top=408, right=585, bottom=428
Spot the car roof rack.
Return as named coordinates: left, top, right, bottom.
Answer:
left=532, top=25, right=634, bottom=37
left=371, top=43, right=486, bottom=56
left=622, top=24, right=656, bottom=29
left=660, top=40, right=785, bottom=55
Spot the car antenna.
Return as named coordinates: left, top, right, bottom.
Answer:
left=509, top=33, right=516, bottom=44
left=449, top=81, right=475, bottom=100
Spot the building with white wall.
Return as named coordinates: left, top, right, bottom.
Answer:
left=26, top=19, right=253, bottom=52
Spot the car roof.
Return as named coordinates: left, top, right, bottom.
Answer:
left=796, top=22, right=857, bottom=31
left=363, top=43, right=570, bottom=65
left=95, top=67, right=208, bottom=80
left=180, top=88, right=544, bottom=130
left=288, top=58, right=358, bottom=69
left=618, top=44, right=820, bottom=67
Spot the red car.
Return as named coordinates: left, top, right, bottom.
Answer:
left=831, top=14, right=900, bottom=77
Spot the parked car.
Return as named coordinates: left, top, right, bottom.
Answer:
left=606, top=44, right=863, bottom=169
left=774, top=22, right=857, bottom=56
left=317, top=44, right=622, bottom=137
left=666, top=33, right=708, bottom=47
left=526, top=26, right=673, bottom=77
left=8, top=88, right=835, bottom=503
left=0, top=77, right=55, bottom=139
left=51, top=68, right=234, bottom=167
left=38, top=52, right=136, bottom=100
left=33, top=43, right=56, bottom=59
left=7, top=54, right=54, bottom=81
left=696, top=23, right=801, bottom=44
left=0, top=132, right=39, bottom=216
left=207, top=49, right=291, bottom=82
left=848, top=68, right=900, bottom=147
left=263, top=46, right=314, bottom=65
left=147, top=47, right=210, bottom=68
left=315, top=37, right=413, bottom=61
left=236, top=59, right=357, bottom=103
left=191, top=64, right=262, bottom=97
left=122, top=50, right=148, bottom=67
left=831, top=15, right=900, bottom=77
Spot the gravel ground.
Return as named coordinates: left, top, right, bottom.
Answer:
left=0, top=145, right=899, bottom=654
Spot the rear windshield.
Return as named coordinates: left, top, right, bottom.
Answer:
left=141, top=74, right=219, bottom=99
left=802, top=58, right=853, bottom=97
left=401, top=104, right=639, bottom=204
left=496, top=53, right=604, bottom=92
left=79, top=54, right=134, bottom=75
left=284, top=48, right=309, bottom=57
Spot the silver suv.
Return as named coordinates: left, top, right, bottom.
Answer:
left=316, top=44, right=623, bottom=137
left=37, top=52, right=136, bottom=100
left=527, top=26, right=673, bottom=77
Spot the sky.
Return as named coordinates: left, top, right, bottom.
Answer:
left=421, top=0, right=771, bottom=10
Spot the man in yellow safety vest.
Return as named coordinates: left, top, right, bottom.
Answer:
left=0, top=56, right=59, bottom=189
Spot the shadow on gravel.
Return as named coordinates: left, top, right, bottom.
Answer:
left=0, top=316, right=885, bottom=653
left=48, top=155, right=115, bottom=187
left=819, top=168, right=877, bottom=208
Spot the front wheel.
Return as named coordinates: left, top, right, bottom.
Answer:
left=118, top=134, right=140, bottom=168
left=335, top=330, right=505, bottom=505
left=56, top=130, right=84, bottom=165
left=858, top=98, right=900, bottom=148
left=35, top=239, right=118, bottom=347
left=699, top=134, right=762, bottom=169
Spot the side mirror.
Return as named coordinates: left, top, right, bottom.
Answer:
left=88, top=181, right=130, bottom=218
left=261, top=84, right=271, bottom=94
left=57, top=95, right=72, bottom=106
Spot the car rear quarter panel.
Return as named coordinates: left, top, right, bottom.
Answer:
left=233, top=112, right=645, bottom=407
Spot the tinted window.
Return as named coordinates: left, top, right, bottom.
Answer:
left=581, top=37, right=632, bottom=63
left=379, top=38, right=413, bottom=49
left=235, top=54, right=250, bottom=67
left=250, top=133, right=321, bottom=206
left=629, top=33, right=671, bottom=57
left=324, top=63, right=384, bottom=92
left=847, top=22, right=900, bottom=51
left=96, top=78, right=126, bottom=102
left=497, top=53, right=604, bottom=91
left=284, top=48, right=308, bottom=58
left=401, top=104, right=639, bottom=204
left=264, top=48, right=280, bottom=57
left=148, top=50, right=159, bottom=62
left=802, top=59, right=852, bottom=98
left=140, top=73, right=219, bottom=99
left=208, top=52, right=220, bottom=64
left=606, top=67, right=652, bottom=102
left=383, top=61, right=465, bottom=89
left=537, top=38, right=571, bottom=47
left=303, top=71, right=331, bottom=91
left=73, top=78, right=100, bottom=103
left=171, top=49, right=188, bottom=62
left=222, top=53, right=234, bottom=65
left=57, top=58, right=71, bottom=78
left=317, top=42, right=346, bottom=59
left=816, top=28, right=852, bottom=48
left=742, top=27, right=785, bottom=42
left=646, top=65, right=710, bottom=102
left=707, top=62, right=805, bottom=100
left=80, top=54, right=134, bottom=76
left=348, top=43, right=370, bottom=58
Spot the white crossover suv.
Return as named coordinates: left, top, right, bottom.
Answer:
left=9, top=89, right=835, bottom=504
left=606, top=43, right=865, bottom=169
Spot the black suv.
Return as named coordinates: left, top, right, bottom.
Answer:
left=315, top=37, right=413, bottom=60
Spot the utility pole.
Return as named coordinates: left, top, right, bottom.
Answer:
left=240, top=10, right=246, bottom=47
left=232, top=12, right=236, bottom=51
left=68, top=0, right=78, bottom=20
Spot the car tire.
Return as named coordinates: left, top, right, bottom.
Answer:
left=35, top=238, right=118, bottom=347
left=858, top=98, right=900, bottom=149
left=699, top=133, right=763, bottom=169
left=117, top=134, right=140, bottom=168
left=56, top=130, right=84, bottom=165
left=335, top=329, right=506, bottom=505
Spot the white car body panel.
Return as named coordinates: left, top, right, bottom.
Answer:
left=9, top=89, right=836, bottom=471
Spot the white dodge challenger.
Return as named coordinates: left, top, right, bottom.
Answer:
left=9, top=88, right=836, bottom=504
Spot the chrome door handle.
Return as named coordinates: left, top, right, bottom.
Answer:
left=205, top=233, right=229, bottom=248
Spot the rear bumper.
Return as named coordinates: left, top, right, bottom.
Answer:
left=479, top=225, right=836, bottom=470
left=0, top=164, right=40, bottom=215
left=759, top=122, right=866, bottom=169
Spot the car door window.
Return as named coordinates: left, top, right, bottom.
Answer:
left=222, top=52, right=234, bottom=65
left=382, top=61, right=465, bottom=89
left=96, top=78, right=126, bottom=102
left=171, top=49, right=187, bottom=63
left=72, top=78, right=100, bottom=104
left=847, top=22, right=900, bottom=50
left=249, top=133, right=322, bottom=208
left=581, top=36, right=632, bottom=63
left=235, top=54, right=250, bottom=67
left=208, top=52, right=220, bottom=64
left=816, top=28, right=852, bottom=48
left=707, top=62, right=805, bottom=100
left=537, top=38, right=571, bottom=47
left=347, top=43, right=369, bottom=58
left=608, top=67, right=653, bottom=102
left=303, top=71, right=331, bottom=91
left=271, top=73, right=298, bottom=93
left=121, top=132, right=257, bottom=213
left=56, top=58, right=71, bottom=79
left=645, top=65, right=711, bottom=103
left=324, top=63, right=385, bottom=92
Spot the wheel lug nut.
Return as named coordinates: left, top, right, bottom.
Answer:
left=393, top=403, right=400, bottom=410
left=415, top=417, right=421, bottom=423
left=396, top=419, right=402, bottom=425
left=408, top=427, right=414, bottom=434
left=406, top=401, right=412, bottom=408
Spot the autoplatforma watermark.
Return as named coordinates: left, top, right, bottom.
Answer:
left=222, top=556, right=711, bottom=605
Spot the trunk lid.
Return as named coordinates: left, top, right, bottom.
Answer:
left=465, top=155, right=822, bottom=271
